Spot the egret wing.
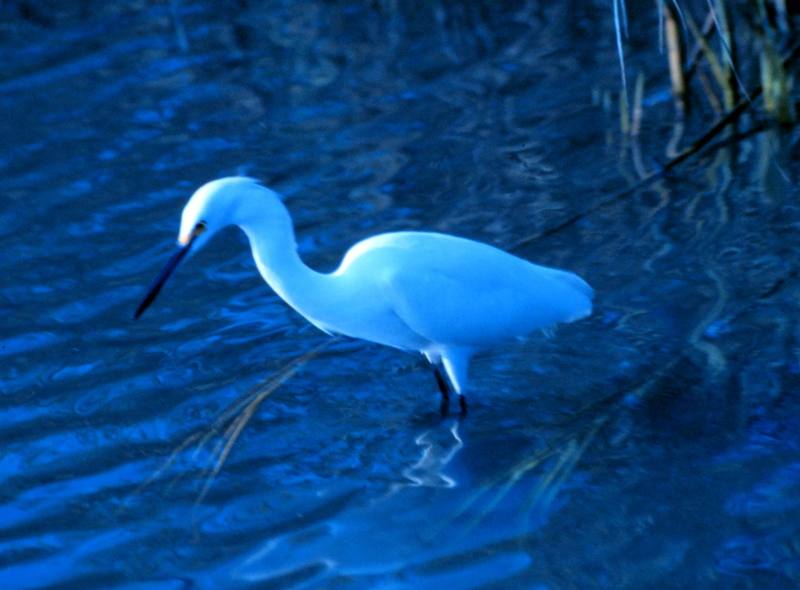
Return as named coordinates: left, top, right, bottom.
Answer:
left=379, top=234, right=592, bottom=348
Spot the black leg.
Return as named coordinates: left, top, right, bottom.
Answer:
left=458, top=394, right=468, bottom=417
left=433, top=367, right=450, bottom=398
left=433, top=367, right=451, bottom=417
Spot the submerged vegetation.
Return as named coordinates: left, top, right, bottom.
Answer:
left=615, top=0, right=798, bottom=135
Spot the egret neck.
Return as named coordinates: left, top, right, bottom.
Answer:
left=236, top=198, right=339, bottom=332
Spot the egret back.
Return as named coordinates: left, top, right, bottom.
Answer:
left=337, top=231, right=593, bottom=349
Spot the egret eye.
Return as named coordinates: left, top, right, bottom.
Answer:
left=193, top=221, right=207, bottom=237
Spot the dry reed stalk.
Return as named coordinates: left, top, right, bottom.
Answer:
left=130, top=339, right=333, bottom=506
left=712, top=0, right=739, bottom=110
left=193, top=339, right=335, bottom=507
left=685, top=10, right=718, bottom=83
left=685, top=9, right=729, bottom=99
left=631, top=72, right=646, bottom=137
left=665, top=1, right=689, bottom=113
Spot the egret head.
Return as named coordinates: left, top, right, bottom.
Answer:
left=177, top=177, right=266, bottom=249
left=134, top=177, right=269, bottom=319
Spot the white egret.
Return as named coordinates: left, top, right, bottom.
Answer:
left=135, top=177, right=593, bottom=415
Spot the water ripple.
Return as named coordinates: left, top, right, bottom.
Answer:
left=1, top=2, right=799, bottom=588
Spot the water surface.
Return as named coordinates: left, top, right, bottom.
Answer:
left=2, top=2, right=800, bottom=588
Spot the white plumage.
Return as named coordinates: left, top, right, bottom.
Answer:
left=136, top=177, right=593, bottom=412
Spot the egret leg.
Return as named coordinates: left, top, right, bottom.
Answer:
left=440, top=348, right=470, bottom=418
left=433, top=367, right=451, bottom=417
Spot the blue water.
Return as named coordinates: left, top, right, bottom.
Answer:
left=2, top=2, right=800, bottom=588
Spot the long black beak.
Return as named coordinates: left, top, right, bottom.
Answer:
left=134, top=240, right=193, bottom=319
left=134, top=220, right=211, bottom=320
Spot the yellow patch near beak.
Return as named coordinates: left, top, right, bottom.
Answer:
left=178, top=221, right=207, bottom=246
